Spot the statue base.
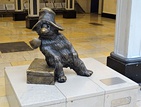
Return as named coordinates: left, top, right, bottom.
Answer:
left=27, top=58, right=55, bottom=85
left=107, top=52, right=141, bottom=83
left=26, top=16, right=39, bottom=29
left=63, top=10, right=76, bottom=18
left=5, top=58, right=139, bottom=107
left=13, top=11, right=28, bottom=21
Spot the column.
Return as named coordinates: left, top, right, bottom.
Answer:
left=28, top=0, right=40, bottom=17
left=13, top=0, right=28, bottom=21
left=63, top=0, right=76, bottom=18
left=65, top=0, right=74, bottom=10
left=15, top=0, right=23, bottom=11
left=26, top=0, right=39, bottom=29
left=107, top=0, right=141, bottom=83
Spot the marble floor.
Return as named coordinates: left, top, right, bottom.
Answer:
left=0, top=13, right=140, bottom=107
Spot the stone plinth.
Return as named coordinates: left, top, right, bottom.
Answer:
left=63, top=10, right=76, bottom=18
left=5, top=58, right=139, bottom=107
left=27, top=58, right=55, bottom=85
left=13, top=11, right=28, bottom=21
left=26, top=16, right=39, bottom=29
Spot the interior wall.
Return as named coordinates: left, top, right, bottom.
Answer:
left=77, top=0, right=91, bottom=13
left=9, top=0, right=14, bottom=2
left=1, top=0, right=94, bottom=13
left=103, top=0, right=117, bottom=14
left=0, top=0, right=14, bottom=3
left=2, top=0, right=91, bottom=13
left=98, top=0, right=103, bottom=14
left=40, top=0, right=65, bottom=3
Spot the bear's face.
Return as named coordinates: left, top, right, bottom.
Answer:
left=36, top=23, right=58, bottom=38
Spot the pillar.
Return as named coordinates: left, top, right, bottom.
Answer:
left=15, top=0, right=23, bottom=11
left=107, top=0, right=141, bottom=83
left=27, top=0, right=39, bottom=17
left=63, top=0, right=76, bottom=18
left=26, top=0, right=39, bottom=29
left=65, top=0, right=74, bottom=10
left=13, top=0, right=28, bottom=21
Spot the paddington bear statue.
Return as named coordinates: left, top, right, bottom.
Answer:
left=30, top=7, right=93, bottom=83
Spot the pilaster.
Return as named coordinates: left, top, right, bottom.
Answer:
left=26, top=0, right=39, bottom=29
left=63, top=0, right=76, bottom=18
left=107, top=0, right=141, bottom=83
left=13, top=0, right=28, bottom=21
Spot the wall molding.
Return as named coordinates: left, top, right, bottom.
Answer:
left=102, top=13, right=116, bottom=19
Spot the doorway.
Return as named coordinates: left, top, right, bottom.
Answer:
left=91, top=0, right=99, bottom=13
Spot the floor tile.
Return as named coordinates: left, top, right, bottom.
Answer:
left=0, top=41, right=32, bottom=53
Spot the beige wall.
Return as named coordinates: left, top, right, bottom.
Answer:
left=40, top=0, right=65, bottom=3
left=98, top=0, right=103, bottom=14
left=0, top=0, right=14, bottom=3
left=103, top=0, right=117, bottom=14
left=77, top=0, right=91, bottom=13
left=10, top=0, right=14, bottom=2
left=0, top=0, right=116, bottom=14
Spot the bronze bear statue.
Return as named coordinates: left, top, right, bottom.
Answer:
left=30, top=8, right=93, bottom=83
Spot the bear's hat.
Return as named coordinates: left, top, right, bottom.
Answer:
left=32, top=7, right=63, bottom=31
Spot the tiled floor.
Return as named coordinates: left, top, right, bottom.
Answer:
left=0, top=13, right=140, bottom=107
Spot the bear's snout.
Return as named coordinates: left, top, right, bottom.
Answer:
left=40, top=27, right=49, bottom=35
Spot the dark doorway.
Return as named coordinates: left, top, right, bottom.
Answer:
left=91, top=0, right=99, bottom=13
